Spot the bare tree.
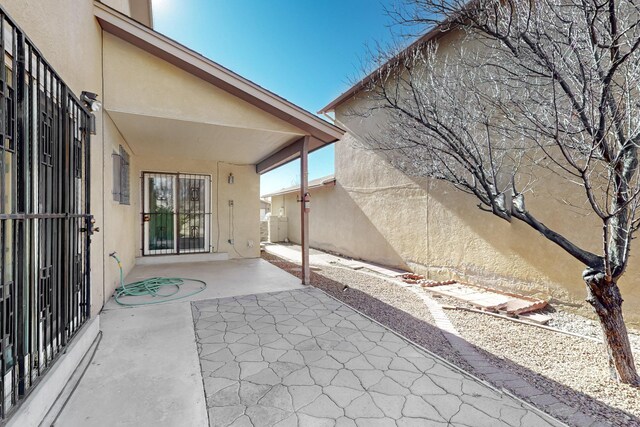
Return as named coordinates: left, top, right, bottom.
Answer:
left=355, top=0, right=640, bottom=385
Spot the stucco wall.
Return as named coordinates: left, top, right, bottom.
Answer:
left=272, top=184, right=407, bottom=268
left=296, top=25, right=640, bottom=326
left=101, top=152, right=261, bottom=299
left=101, top=0, right=131, bottom=17
left=102, top=33, right=302, bottom=135
left=102, top=114, right=139, bottom=302
left=2, top=0, right=107, bottom=315
left=314, top=107, right=640, bottom=326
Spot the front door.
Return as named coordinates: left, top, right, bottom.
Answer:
left=142, top=172, right=211, bottom=255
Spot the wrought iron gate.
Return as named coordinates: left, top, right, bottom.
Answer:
left=0, top=8, right=93, bottom=419
left=142, top=172, right=211, bottom=255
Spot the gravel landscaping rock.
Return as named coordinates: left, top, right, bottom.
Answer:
left=445, top=307, right=640, bottom=426
left=261, top=253, right=468, bottom=370
left=425, top=291, right=640, bottom=426
left=545, top=308, right=640, bottom=353
left=262, top=251, right=640, bottom=427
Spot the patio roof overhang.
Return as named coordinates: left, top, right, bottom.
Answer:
left=262, top=174, right=336, bottom=198
left=94, top=2, right=344, bottom=173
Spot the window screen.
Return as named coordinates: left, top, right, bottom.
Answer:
left=112, top=145, right=130, bottom=205
left=119, top=145, right=130, bottom=204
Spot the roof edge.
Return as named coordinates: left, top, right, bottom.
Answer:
left=94, top=1, right=344, bottom=142
left=262, top=174, right=336, bottom=198
left=318, top=25, right=448, bottom=114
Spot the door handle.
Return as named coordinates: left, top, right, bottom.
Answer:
left=143, top=214, right=150, bottom=222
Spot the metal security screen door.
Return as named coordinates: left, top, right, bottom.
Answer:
left=0, top=7, right=93, bottom=419
left=142, top=172, right=211, bottom=255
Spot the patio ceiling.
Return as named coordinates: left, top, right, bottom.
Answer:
left=95, top=2, right=344, bottom=169
left=107, top=111, right=300, bottom=164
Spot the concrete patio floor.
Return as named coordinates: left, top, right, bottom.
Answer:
left=104, top=258, right=303, bottom=310
left=53, top=259, right=302, bottom=426
left=52, top=258, right=561, bottom=426
left=194, top=288, right=562, bottom=427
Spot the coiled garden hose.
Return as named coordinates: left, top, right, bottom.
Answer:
left=109, top=252, right=207, bottom=306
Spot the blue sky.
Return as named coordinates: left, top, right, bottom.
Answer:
left=151, top=0, right=397, bottom=195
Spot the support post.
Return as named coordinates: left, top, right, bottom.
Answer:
left=300, top=136, right=310, bottom=285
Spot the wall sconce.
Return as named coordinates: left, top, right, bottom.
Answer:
left=228, top=173, right=234, bottom=184
left=81, top=91, right=102, bottom=112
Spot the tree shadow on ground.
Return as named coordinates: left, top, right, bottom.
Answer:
left=261, top=252, right=640, bottom=427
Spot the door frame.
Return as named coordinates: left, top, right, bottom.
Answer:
left=142, top=172, right=178, bottom=256
left=141, top=171, right=212, bottom=256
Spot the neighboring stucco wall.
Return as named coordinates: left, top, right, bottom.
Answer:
left=2, top=0, right=107, bottom=315
left=300, top=24, right=640, bottom=326
left=323, top=104, right=640, bottom=326
left=272, top=184, right=407, bottom=268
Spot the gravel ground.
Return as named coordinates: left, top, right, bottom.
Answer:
left=545, top=308, right=640, bottom=353
left=262, top=251, right=640, bottom=426
left=429, top=291, right=640, bottom=427
left=431, top=290, right=640, bottom=353
left=261, top=252, right=469, bottom=371
left=446, top=308, right=640, bottom=426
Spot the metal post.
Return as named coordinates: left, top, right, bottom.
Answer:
left=300, top=136, right=310, bottom=285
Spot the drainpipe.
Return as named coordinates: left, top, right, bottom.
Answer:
left=300, top=136, right=310, bottom=285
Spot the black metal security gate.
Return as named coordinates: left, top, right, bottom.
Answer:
left=142, top=172, right=211, bottom=255
left=0, top=8, right=93, bottom=419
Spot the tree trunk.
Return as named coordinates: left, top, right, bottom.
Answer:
left=583, top=269, right=639, bottom=386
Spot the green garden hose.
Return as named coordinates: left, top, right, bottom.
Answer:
left=109, top=252, right=207, bottom=306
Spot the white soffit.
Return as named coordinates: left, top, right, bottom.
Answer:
left=108, top=111, right=300, bottom=164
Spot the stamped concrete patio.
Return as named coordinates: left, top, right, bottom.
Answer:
left=51, top=258, right=563, bottom=426
left=193, top=287, right=562, bottom=427
left=52, top=259, right=302, bottom=426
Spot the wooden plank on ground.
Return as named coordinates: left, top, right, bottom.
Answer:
left=519, top=312, right=552, bottom=325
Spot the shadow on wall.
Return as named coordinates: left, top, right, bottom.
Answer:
left=343, top=132, right=585, bottom=298
left=335, top=102, right=640, bottom=325
left=279, top=182, right=410, bottom=271
left=335, top=140, right=562, bottom=290
left=312, top=182, right=409, bottom=270
left=390, top=168, right=639, bottom=326
left=422, top=177, right=640, bottom=326
left=422, top=180, right=585, bottom=293
left=340, top=140, right=604, bottom=320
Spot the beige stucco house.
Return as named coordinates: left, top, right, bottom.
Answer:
left=0, top=0, right=342, bottom=422
left=259, top=198, right=271, bottom=220
left=296, top=27, right=640, bottom=328
left=266, top=175, right=337, bottom=244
